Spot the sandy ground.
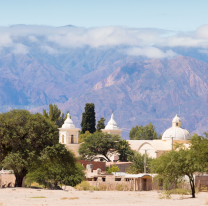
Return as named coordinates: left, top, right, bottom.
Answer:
left=0, top=188, right=208, bottom=206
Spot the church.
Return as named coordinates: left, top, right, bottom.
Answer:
left=59, top=112, right=191, bottom=159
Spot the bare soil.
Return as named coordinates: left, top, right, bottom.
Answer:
left=0, top=188, right=207, bottom=206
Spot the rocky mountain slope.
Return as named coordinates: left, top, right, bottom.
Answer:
left=1, top=46, right=208, bottom=138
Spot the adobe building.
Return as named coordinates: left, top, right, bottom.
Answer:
left=127, top=114, right=191, bottom=158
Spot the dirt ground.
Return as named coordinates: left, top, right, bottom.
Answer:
left=0, top=188, right=208, bottom=206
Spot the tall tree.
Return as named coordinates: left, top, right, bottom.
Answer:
left=26, top=144, right=85, bottom=188
left=117, top=140, right=133, bottom=162
left=96, top=117, right=105, bottom=131
left=127, top=151, right=153, bottom=173
left=43, top=104, right=67, bottom=127
left=152, top=145, right=198, bottom=198
left=81, top=103, right=96, bottom=134
left=129, top=122, right=161, bottom=140
left=79, top=132, right=120, bottom=161
left=0, top=109, right=59, bottom=187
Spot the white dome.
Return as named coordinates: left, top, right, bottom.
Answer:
left=105, top=113, right=120, bottom=130
left=162, top=127, right=191, bottom=140
left=172, top=114, right=181, bottom=123
left=62, top=113, right=75, bottom=129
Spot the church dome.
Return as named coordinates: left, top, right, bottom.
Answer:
left=105, top=113, right=120, bottom=130
left=162, top=114, right=191, bottom=140
left=62, top=113, right=75, bottom=129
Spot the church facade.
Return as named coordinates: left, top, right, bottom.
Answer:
left=59, top=112, right=191, bottom=159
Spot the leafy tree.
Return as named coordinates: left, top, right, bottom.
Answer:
left=152, top=145, right=198, bottom=198
left=0, top=109, right=58, bottom=187
left=127, top=151, right=153, bottom=174
left=117, top=140, right=133, bottom=162
left=81, top=103, right=96, bottom=134
left=129, top=122, right=161, bottom=140
left=43, top=104, right=67, bottom=127
left=79, top=132, right=120, bottom=161
left=96, top=117, right=105, bottom=132
left=78, top=131, right=91, bottom=143
left=26, top=144, right=85, bottom=188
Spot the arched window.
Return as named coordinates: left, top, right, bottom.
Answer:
left=62, top=135, right=64, bottom=143
left=71, top=135, right=74, bottom=144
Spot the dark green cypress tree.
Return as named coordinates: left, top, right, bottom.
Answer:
left=81, top=103, right=96, bottom=134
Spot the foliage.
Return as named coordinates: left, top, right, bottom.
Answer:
left=81, top=103, right=96, bottom=134
left=111, top=164, right=119, bottom=174
left=78, top=132, right=120, bottom=161
left=127, top=151, right=153, bottom=174
left=168, top=188, right=189, bottom=195
left=117, top=140, right=133, bottom=162
left=0, top=109, right=58, bottom=187
left=78, top=131, right=91, bottom=143
left=96, top=117, right=105, bottom=131
left=99, top=184, right=107, bottom=191
left=115, top=184, right=124, bottom=191
left=25, top=144, right=84, bottom=188
left=152, top=145, right=198, bottom=198
left=106, top=167, right=113, bottom=174
left=129, top=122, right=161, bottom=140
left=75, top=181, right=99, bottom=191
left=43, top=104, right=68, bottom=127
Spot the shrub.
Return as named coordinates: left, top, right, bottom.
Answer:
left=169, top=188, right=189, bottom=195
left=115, top=184, right=123, bottom=191
left=75, top=181, right=99, bottom=191
left=99, top=184, right=107, bottom=191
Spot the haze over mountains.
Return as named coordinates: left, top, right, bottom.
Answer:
left=1, top=25, right=208, bottom=138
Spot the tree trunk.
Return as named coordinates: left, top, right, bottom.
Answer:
left=14, top=169, right=27, bottom=187
left=189, top=176, right=195, bottom=198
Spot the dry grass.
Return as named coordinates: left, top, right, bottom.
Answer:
left=30, top=196, right=46, bottom=198
left=61, top=197, right=79, bottom=200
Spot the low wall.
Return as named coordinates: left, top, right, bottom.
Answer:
left=0, top=174, right=16, bottom=188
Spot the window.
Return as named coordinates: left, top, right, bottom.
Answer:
left=176, top=123, right=178, bottom=126
left=71, top=135, right=74, bottom=144
left=62, top=135, right=64, bottom=143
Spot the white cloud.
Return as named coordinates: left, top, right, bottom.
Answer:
left=12, top=43, right=29, bottom=54
left=126, top=47, right=177, bottom=59
left=1, top=24, right=208, bottom=58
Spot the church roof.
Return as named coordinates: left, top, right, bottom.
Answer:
left=172, top=114, right=181, bottom=123
left=162, top=114, right=190, bottom=140
left=105, top=113, right=120, bottom=130
left=162, top=126, right=191, bottom=140
left=62, top=113, right=75, bottom=129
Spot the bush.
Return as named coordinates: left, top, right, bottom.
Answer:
left=168, top=188, right=189, bottom=195
left=115, top=184, right=123, bottom=191
left=75, top=181, right=99, bottom=191
left=99, top=184, right=107, bottom=191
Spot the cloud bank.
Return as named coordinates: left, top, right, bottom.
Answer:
left=0, top=24, right=208, bottom=58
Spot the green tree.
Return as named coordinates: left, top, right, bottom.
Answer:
left=78, top=131, right=91, bottom=143
left=152, top=145, right=198, bottom=198
left=43, top=104, right=67, bottom=127
left=117, top=140, right=133, bottom=162
left=129, top=122, right=161, bottom=140
left=78, top=132, right=120, bottom=161
left=96, top=117, right=105, bottom=132
left=0, top=109, right=58, bottom=187
left=127, top=151, right=153, bottom=174
left=26, top=144, right=85, bottom=188
left=81, top=103, right=96, bottom=134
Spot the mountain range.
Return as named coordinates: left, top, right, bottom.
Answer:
left=1, top=25, right=208, bottom=138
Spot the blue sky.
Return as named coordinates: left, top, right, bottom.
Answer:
left=0, top=0, right=208, bottom=31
